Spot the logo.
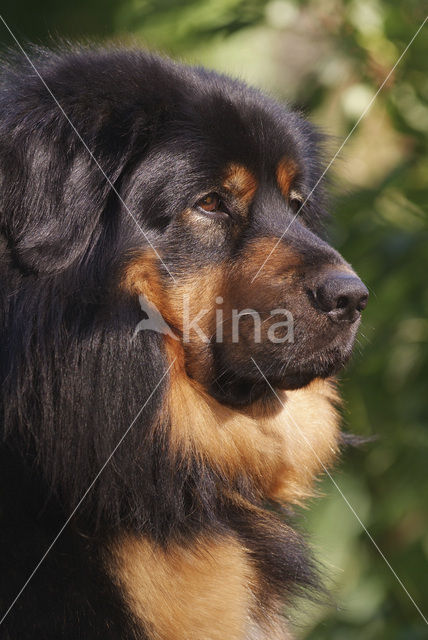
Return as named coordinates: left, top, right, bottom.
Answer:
left=134, top=294, right=294, bottom=344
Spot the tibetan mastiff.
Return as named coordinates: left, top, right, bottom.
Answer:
left=0, top=46, right=368, bottom=639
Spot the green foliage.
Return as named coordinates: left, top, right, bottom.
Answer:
left=116, top=0, right=269, bottom=52
left=1, top=0, right=427, bottom=636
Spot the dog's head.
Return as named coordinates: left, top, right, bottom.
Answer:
left=116, top=67, right=368, bottom=406
left=1, top=48, right=367, bottom=411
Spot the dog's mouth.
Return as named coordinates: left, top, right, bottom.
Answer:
left=274, top=340, right=355, bottom=390
left=208, top=319, right=360, bottom=407
left=276, top=320, right=359, bottom=387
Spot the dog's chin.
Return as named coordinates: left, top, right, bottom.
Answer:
left=272, top=339, right=356, bottom=391
left=274, top=359, right=342, bottom=391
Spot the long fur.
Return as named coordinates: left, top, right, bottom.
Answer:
left=0, top=46, right=363, bottom=639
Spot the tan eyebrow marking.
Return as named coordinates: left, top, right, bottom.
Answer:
left=222, top=163, right=257, bottom=206
left=276, top=158, right=298, bottom=198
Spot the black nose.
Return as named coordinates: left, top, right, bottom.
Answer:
left=313, top=272, right=369, bottom=323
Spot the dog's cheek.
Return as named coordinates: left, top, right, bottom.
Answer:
left=121, top=250, right=229, bottom=384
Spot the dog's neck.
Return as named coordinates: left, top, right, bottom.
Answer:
left=106, top=344, right=341, bottom=640
left=162, top=338, right=341, bottom=506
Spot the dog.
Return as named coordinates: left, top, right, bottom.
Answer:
left=0, top=46, right=368, bottom=639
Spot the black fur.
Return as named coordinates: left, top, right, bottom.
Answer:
left=0, top=46, right=363, bottom=638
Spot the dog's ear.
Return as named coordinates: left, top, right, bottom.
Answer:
left=0, top=122, right=137, bottom=273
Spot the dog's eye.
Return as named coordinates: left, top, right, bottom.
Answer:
left=196, top=193, right=225, bottom=215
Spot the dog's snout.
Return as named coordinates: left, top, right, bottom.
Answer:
left=313, top=272, right=369, bottom=323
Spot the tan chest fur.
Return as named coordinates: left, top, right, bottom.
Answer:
left=108, top=353, right=340, bottom=640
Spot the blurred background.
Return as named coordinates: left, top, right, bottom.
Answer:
left=1, top=1, right=427, bottom=637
